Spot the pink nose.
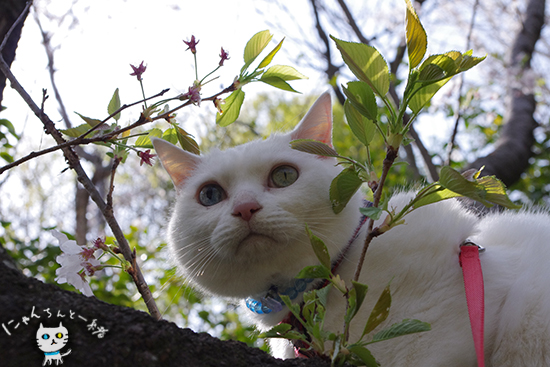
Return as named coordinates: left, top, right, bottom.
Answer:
left=232, top=200, right=262, bottom=221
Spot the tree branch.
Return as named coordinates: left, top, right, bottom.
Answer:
left=336, top=0, right=370, bottom=45
left=309, top=0, right=345, bottom=105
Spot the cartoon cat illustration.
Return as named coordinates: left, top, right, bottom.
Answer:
left=35, top=322, right=71, bottom=366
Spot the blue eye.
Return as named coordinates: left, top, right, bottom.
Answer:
left=271, top=165, right=298, bottom=188
left=199, top=184, right=225, bottom=206
left=42, top=334, right=49, bottom=340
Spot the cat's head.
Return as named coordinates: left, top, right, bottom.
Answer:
left=36, top=322, right=69, bottom=353
left=153, top=92, right=362, bottom=298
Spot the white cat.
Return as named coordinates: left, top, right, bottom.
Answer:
left=153, top=92, right=550, bottom=366
left=36, top=322, right=71, bottom=366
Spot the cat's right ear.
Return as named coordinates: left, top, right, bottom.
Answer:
left=290, top=91, right=333, bottom=146
left=151, top=138, right=201, bottom=188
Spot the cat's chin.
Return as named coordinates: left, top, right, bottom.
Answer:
left=234, top=232, right=278, bottom=257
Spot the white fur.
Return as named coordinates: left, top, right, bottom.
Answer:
left=154, top=93, right=550, bottom=366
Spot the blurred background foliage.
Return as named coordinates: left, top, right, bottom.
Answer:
left=2, top=0, right=550, bottom=354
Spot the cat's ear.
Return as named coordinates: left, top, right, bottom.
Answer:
left=290, top=91, right=333, bottom=146
left=59, top=322, right=63, bottom=327
left=152, top=138, right=201, bottom=188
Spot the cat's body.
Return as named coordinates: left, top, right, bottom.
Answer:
left=153, top=92, right=550, bottom=366
left=36, top=323, right=71, bottom=366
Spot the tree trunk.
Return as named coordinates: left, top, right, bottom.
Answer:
left=466, top=0, right=545, bottom=187
left=0, top=0, right=29, bottom=109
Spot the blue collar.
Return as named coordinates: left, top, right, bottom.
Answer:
left=245, top=278, right=314, bottom=314
left=44, top=351, right=60, bottom=356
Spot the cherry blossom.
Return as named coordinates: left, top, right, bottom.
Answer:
left=52, top=230, right=102, bottom=297
left=129, top=61, right=147, bottom=81
left=219, top=47, right=230, bottom=66
left=183, top=35, right=199, bottom=54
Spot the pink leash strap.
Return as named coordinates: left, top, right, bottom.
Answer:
left=459, top=242, right=485, bottom=367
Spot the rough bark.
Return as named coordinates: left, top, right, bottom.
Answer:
left=0, top=0, right=29, bottom=109
left=466, top=0, right=544, bottom=187
left=0, top=245, right=331, bottom=367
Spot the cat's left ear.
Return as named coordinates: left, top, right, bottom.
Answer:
left=59, top=322, right=63, bottom=327
left=291, top=91, right=333, bottom=146
left=152, top=138, right=201, bottom=188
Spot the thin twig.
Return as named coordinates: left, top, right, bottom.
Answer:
left=106, top=157, right=121, bottom=211
left=353, top=146, right=398, bottom=282
left=0, top=50, right=162, bottom=320
left=0, top=89, right=169, bottom=175
left=445, top=0, right=480, bottom=166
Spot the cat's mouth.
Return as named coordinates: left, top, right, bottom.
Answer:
left=235, top=232, right=276, bottom=254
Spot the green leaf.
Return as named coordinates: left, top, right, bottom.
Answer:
left=108, top=88, right=121, bottom=121
left=0, top=118, right=18, bottom=138
left=344, top=100, right=376, bottom=148
left=0, top=152, right=14, bottom=163
left=242, top=30, right=273, bottom=72
left=258, top=38, right=285, bottom=68
left=75, top=112, right=102, bottom=127
left=162, top=128, right=178, bottom=145
left=305, top=225, right=331, bottom=269
left=417, top=63, right=446, bottom=82
left=438, top=166, right=490, bottom=206
left=370, top=319, right=431, bottom=343
left=290, top=139, right=339, bottom=157
left=316, top=284, right=332, bottom=309
left=456, top=50, right=486, bottom=72
left=348, top=345, right=378, bottom=367
left=359, top=206, right=383, bottom=220
left=408, top=76, right=451, bottom=114
left=259, top=76, right=300, bottom=93
left=405, top=0, right=428, bottom=68
left=262, top=65, right=308, bottom=81
left=331, top=36, right=390, bottom=97
left=260, top=323, right=292, bottom=338
left=134, top=128, right=162, bottom=148
left=60, top=123, right=93, bottom=138
left=176, top=127, right=200, bottom=155
left=411, top=185, right=462, bottom=209
left=296, top=264, right=332, bottom=280
left=346, top=281, right=368, bottom=322
left=342, top=81, right=378, bottom=121
left=420, top=54, right=458, bottom=77
left=363, top=284, right=391, bottom=337
left=436, top=166, right=520, bottom=209
left=261, top=323, right=308, bottom=341
left=476, top=175, right=521, bottom=209
left=216, top=89, right=245, bottom=127
left=330, top=167, right=363, bottom=214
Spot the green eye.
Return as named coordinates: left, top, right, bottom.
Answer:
left=199, top=184, right=225, bottom=206
left=271, top=165, right=298, bottom=188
